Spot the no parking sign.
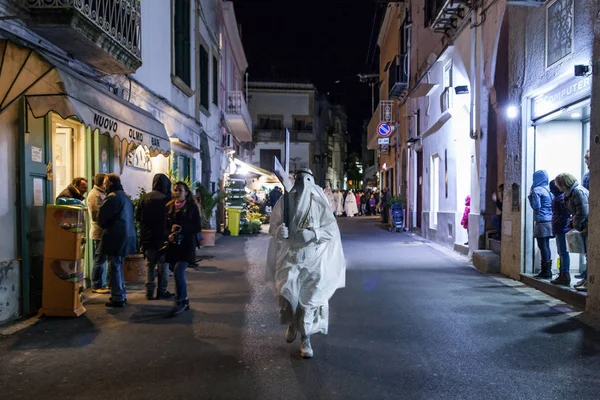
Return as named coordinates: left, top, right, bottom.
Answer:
left=377, top=122, right=391, bottom=137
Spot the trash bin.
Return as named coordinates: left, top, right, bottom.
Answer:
left=40, top=204, right=87, bottom=317
left=227, top=208, right=242, bottom=236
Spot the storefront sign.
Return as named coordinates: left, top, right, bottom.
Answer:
left=380, top=144, right=389, bottom=155
left=91, top=111, right=161, bottom=152
left=532, top=76, right=591, bottom=119
left=31, top=146, right=42, bottom=163
left=126, top=145, right=153, bottom=171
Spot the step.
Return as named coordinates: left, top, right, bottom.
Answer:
left=520, top=274, right=586, bottom=310
left=488, top=238, right=501, bottom=255
left=454, top=242, right=469, bottom=256
left=472, top=250, right=501, bottom=274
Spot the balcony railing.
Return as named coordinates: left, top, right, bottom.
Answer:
left=22, top=0, right=142, bottom=73
left=253, top=129, right=314, bottom=142
left=224, top=91, right=252, bottom=142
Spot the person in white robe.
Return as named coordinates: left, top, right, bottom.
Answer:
left=333, top=189, right=344, bottom=217
left=324, top=187, right=335, bottom=213
left=267, top=168, right=346, bottom=359
left=344, top=189, right=359, bottom=217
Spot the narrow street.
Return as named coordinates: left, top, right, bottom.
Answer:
left=1, top=218, right=600, bottom=400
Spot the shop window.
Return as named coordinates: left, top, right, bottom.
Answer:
left=199, top=45, right=209, bottom=110
left=173, top=0, right=191, bottom=87
left=430, top=153, right=440, bottom=229
left=213, top=55, right=218, bottom=106
left=546, top=0, right=574, bottom=68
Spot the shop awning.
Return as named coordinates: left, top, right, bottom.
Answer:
left=234, top=158, right=275, bottom=178
left=0, top=40, right=170, bottom=156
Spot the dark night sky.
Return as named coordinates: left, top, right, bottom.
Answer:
left=233, top=0, right=383, bottom=153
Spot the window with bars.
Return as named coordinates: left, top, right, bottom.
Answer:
left=213, top=56, right=218, bottom=105
left=199, top=46, right=209, bottom=110
left=546, top=0, right=574, bottom=68
left=173, top=0, right=191, bottom=87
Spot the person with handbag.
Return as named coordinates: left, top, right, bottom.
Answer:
left=555, top=173, right=589, bottom=291
left=166, top=181, right=202, bottom=315
left=528, top=170, right=554, bottom=279
left=549, top=180, right=572, bottom=286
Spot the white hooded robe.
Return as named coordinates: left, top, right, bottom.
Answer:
left=267, top=179, right=346, bottom=336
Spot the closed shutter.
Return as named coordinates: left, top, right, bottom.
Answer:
left=174, top=0, right=191, bottom=86
left=213, top=56, right=218, bottom=105
left=200, top=46, right=209, bottom=109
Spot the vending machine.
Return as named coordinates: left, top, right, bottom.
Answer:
left=40, top=204, right=87, bottom=317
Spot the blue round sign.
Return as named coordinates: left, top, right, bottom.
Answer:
left=377, top=122, right=391, bottom=137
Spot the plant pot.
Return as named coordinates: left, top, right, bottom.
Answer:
left=200, top=229, right=217, bottom=247
left=123, top=253, right=145, bottom=283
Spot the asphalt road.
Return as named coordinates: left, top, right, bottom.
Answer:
left=1, top=217, right=600, bottom=399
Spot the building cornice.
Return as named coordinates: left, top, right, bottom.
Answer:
left=222, top=1, right=248, bottom=72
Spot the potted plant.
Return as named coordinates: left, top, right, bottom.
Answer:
left=196, top=183, right=226, bottom=246
left=123, top=187, right=147, bottom=283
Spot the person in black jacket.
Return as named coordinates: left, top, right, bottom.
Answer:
left=56, top=177, right=88, bottom=202
left=166, top=181, right=202, bottom=315
left=97, top=174, right=137, bottom=308
left=269, top=186, right=282, bottom=207
left=136, top=174, right=175, bottom=300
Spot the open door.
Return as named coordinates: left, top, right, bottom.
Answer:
left=19, top=100, right=51, bottom=315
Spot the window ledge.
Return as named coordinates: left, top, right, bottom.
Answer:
left=171, top=75, right=195, bottom=98
left=199, top=105, right=211, bottom=118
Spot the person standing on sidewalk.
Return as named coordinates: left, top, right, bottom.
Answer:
left=528, top=170, right=554, bottom=280
left=87, top=173, right=108, bottom=294
left=97, top=174, right=136, bottom=308
left=267, top=168, right=346, bottom=359
left=166, top=182, right=202, bottom=315
left=556, top=173, right=589, bottom=291
left=549, top=179, right=572, bottom=286
left=136, top=174, right=175, bottom=301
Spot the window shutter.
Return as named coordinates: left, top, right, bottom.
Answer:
left=213, top=56, right=218, bottom=105
left=200, top=46, right=209, bottom=109
left=174, top=0, right=191, bottom=86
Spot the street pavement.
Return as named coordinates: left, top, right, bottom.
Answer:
left=1, top=217, right=600, bottom=399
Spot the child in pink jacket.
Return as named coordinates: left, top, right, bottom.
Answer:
left=461, top=195, right=470, bottom=230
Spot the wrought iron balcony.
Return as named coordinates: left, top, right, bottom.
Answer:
left=427, top=0, right=472, bottom=36
left=224, top=91, right=253, bottom=143
left=253, top=129, right=314, bottom=142
left=388, top=54, right=408, bottom=99
left=21, top=0, right=142, bottom=74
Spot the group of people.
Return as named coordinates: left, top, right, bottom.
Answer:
left=323, top=188, right=390, bottom=220
left=528, top=151, right=590, bottom=292
left=57, top=173, right=202, bottom=314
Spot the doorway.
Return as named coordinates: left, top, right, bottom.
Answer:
left=527, top=101, right=590, bottom=274
left=416, top=150, right=423, bottom=229
left=52, top=116, right=86, bottom=200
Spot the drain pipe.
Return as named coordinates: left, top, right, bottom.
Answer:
left=469, top=7, right=478, bottom=140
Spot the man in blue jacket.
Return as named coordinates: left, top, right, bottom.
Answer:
left=98, top=174, right=137, bottom=308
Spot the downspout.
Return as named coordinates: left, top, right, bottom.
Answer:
left=469, top=8, right=478, bottom=140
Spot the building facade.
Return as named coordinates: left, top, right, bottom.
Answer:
left=0, top=0, right=250, bottom=325
left=247, top=81, right=321, bottom=182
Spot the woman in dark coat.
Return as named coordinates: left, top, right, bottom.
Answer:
left=549, top=180, right=571, bottom=286
left=166, top=182, right=202, bottom=315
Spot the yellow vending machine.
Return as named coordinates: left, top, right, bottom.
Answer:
left=40, top=204, right=87, bottom=317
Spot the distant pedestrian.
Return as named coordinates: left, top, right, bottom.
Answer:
left=381, top=188, right=390, bottom=224
left=355, top=191, right=361, bottom=215
left=136, top=173, right=175, bottom=300
left=583, top=151, right=590, bottom=190
left=344, top=189, right=358, bottom=217
left=549, top=180, right=571, bottom=286
left=269, top=186, right=283, bottom=207
left=166, top=182, right=202, bottom=315
left=333, top=189, right=343, bottom=217
left=360, top=192, right=368, bottom=216
left=87, top=173, right=108, bottom=294
left=56, top=177, right=88, bottom=202
left=461, top=195, right=470, bottom=245
left=97, top=174, right=136, bottom=308
left=368, top=194, right=376, bottom=215
left=528, top=170, right=553, bottom=280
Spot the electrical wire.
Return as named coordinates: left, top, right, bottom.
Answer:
left=364, top=1, right=380, bottom=72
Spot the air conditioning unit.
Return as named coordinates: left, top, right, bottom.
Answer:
left=223, top=134, right=233, bottom=149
